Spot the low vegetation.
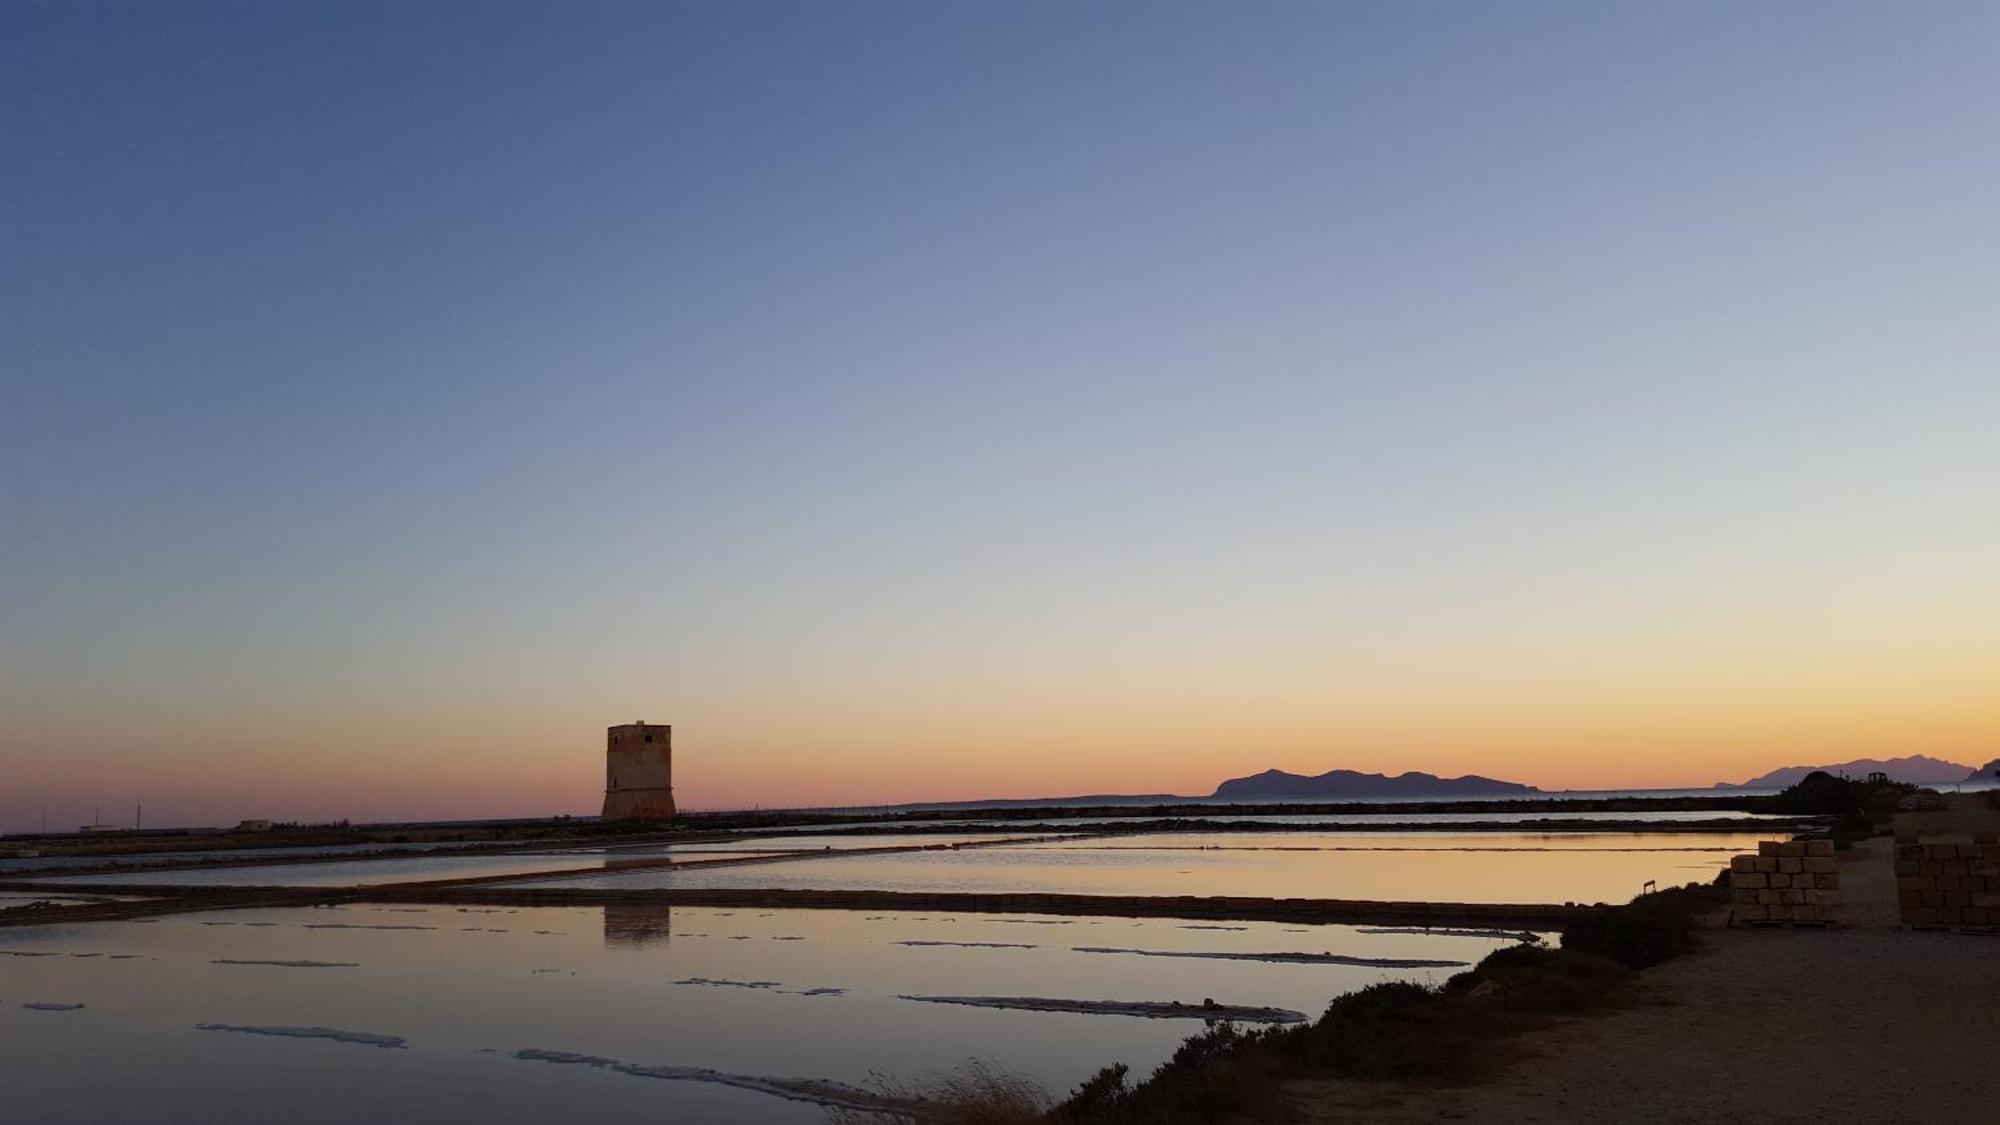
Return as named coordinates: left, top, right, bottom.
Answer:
left=1043, top=946, right=1638, bottom=1123
left=1559, top=879, right=1720, bottom=969
left=827, top=1060, right=1053, bottom=1125
left=832, top=879, right=1729, bottom=1124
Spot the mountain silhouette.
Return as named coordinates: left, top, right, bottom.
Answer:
left=1210, top=768, right=1538, bottom=800
left=1714, top=755, right=1974, bottom=790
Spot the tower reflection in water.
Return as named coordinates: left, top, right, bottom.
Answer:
left=602, top=902, right=673, bottom=947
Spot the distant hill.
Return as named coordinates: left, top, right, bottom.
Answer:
left=1714, top=755, right=1975, bottom=790
left=886, top=793, right=1185, bottom=811
left=1967, top=759, right=2000, bottom=783
left=1210, top=768, right=1539, bottom=800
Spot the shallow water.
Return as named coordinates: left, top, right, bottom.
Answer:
left=503, top=830, right=1777, bottom=903
left=1, top=891, right=149, bottom=905
left=585, top=832, right=1078, bottom=854
left=0, top=903, right=1520, bottom=1122
left=761, top=808, right=1794, bottom=833
left=975, top=809, right=1794, bottom=828
left=42, top=850, right=794, bottom=888
left=0, top=838, right=525, bottom=877
left=0, top=826, right=1786, bottom=1120
left=33, top=836, right=1074, bottom=888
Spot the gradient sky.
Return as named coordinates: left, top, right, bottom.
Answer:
left=4, top=2, right=1998, bottom=831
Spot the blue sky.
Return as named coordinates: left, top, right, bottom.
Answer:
left=4, top=3, right=1997, bottom=828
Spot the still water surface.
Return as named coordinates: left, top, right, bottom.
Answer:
left=0, top=903, right=1520, bottom=1123
left=506, top=831, right=1776, bottom=903
left=33, top=835, right=1072, bottom=888
left=49, top=851, right=795, bottom=888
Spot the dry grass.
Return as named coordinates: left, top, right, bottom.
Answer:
left=826, top=1059, right=1052, bottom=1125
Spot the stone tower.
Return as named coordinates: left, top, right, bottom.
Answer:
left=602, top=721, right=675, bottom=820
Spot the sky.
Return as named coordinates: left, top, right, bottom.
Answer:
left=3, top=2, right=1997, bottom=831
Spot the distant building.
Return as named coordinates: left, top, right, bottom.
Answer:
left=235, top=819, right=274, bottom=832
left=603, top=721, right=676, bottom=821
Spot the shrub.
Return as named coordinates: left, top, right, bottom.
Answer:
left=1050, top=884, right=1725, bottom=1122
left=1560, top=880, right=1722, bottom=969
left=1054, top=1064, right=1130, bottom=1120
left=1271, top=981, right=1466, bottom=1078
left=1047, top=1021, right=1292, bottom=1124
left=1453, top=945, right=1633, bottom=1016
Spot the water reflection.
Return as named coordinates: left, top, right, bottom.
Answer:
left=523, top=830, right=1779, bottom=904
left=0, top=902, right=1519, bottom=1123
left=603, top=902, right=673, bottom=947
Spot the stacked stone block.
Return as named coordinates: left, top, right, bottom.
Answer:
left=1729, top=839, right=1839, bottom=925
left=1895, top=833, right=2000, bottom=931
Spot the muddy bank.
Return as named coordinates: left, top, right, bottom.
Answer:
left=196, top=1024, right=405, bottom=1048
left=902, top=994, right=1309, bottom=1023
left=511, top=1048, right=896, bottom=1112
left=1071, top=945, right=1469, bottom=968
left=351, top=886, right=1594, bottom=928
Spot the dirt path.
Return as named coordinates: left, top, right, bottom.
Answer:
left=1285, top=798, right=2000, bottom=1124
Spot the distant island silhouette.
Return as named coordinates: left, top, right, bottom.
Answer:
left=1209, top=768, right=1538, bottom=800
left=859, top=754, right=1997, bottom=815
left=1711, top=754, right=1975, bottom=790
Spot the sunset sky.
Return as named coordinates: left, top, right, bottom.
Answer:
left=4, top=3, right=1997, bottom=831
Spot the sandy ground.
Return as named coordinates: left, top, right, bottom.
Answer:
left=1284, top=796, right=2000, bottom=1124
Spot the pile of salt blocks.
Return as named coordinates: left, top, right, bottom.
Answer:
left=1896, top=833, right=2000, bottom=931
left=1729, top=839, right=1838, bottom=925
